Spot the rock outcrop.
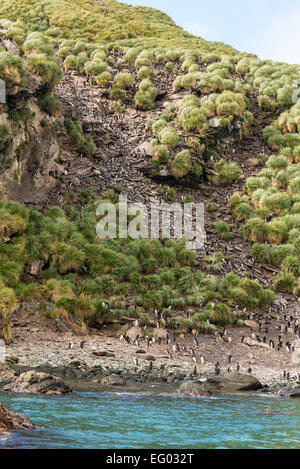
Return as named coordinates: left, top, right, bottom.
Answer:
left=178, top=373, right=263, bottom=396
left=2, top=370, right=72, bottom=395
left=0, top=403, right=34, bottom=434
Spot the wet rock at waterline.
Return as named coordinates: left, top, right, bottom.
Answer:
left=0, top=403, right=34, bottom=434
left=178, top=373, right=263, bottom=396
left=2, top=371, right=72, bottom=395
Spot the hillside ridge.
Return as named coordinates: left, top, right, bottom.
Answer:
left=0, top=0, right=300, bottom=385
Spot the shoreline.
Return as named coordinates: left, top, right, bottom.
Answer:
left=1, top=307, right=300, bottom=398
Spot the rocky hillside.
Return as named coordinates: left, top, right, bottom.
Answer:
left=0, top=0, right=300, bottom=343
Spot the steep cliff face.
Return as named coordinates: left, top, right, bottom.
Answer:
left=0, top=39, right=62, bottom=206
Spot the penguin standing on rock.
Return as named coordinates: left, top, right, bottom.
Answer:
left=68, top=342, right=73, bottom=350
left=133, top=357, right=139, bottom=366
left=215, top=362, right=221, bottom=375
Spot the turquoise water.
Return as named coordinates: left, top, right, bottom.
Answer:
left=1, top=390, right=300, bottom=449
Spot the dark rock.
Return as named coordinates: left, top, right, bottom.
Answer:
left=2, top=371, right=72, bottom=395
left=178, top=373, right=262, bottom=396
left=0, top=403, right=35, bottom=434
left=204, top=373, right=263, bottom=392
left=289, top=390, right=300, bottom=398
left=177, top=381, right=213, bottom=397
left=100, top=374, right=126, bottom=386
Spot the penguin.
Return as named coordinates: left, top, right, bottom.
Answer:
left=228, top=355, right=232, bottom=363
left=166, top=349, right=172, bottom=359
left=277, top=342, right=283, bottom=351
left=283, top=370, right=287, bottom=379
left=192, top=366, right=197, bottom=377
left=241, top=336, right=245, bottom=344
left=200, top=355, right=206, bottom=365
left=146, top=336, right=151, bottom=348
left=215, top=362, right=221, bottom=376
left=68, top=341, right=73, bottom=350
left=192, top=356, right=197, bottom=364
left=133, top=319, right=139, bottom=327
left=80, top=340, right=85, bottom=349
left=149, top=361, right=153, bottom=371
left=133, top=357, right=139, bottom=366
left=120, top=334, right=125, bottom=341
left=227, top=367, right=233, bottom=374
left=190, top=348, right=195, bottom=356
left=236, top=362, right=240, bottom=372
left=158, top=337, right=162, bottom=346
left=193, top=338, right=199, bottom=347
left=269, top=340, right=275, bottom=349
left=182, top=344, right=187, bottom=352
left=286, top=342, right=291, bottom=353
left=172, top=344, right=177, bottom=353
left=247, top=367, right=252, bottom=374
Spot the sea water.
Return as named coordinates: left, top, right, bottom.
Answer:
left=0, top=390, right=300, bottom=449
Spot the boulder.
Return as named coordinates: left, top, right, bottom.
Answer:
left=2, top=371, right=72, bottom=395
left=243, top=337, right=270, bottom=349
left=153, top=328, right=168, bottom=340
left=203, top=373, right=263, bottom=392
left=177, top=381, right=213, bottom=397
left=244, top=320, right=260, bottom=332
left=0, top=403, right=34, bottom=434
left=289, top=390, right=300, bottom=398
left=135, top=141, right=152, bottom=156
left=178, top=373, right=262, bottom=395
left=126, top=326, right=143, bottom=342
left=29, top=260, right=44, bottom=276
left=100, top=374, right=126, bottom=386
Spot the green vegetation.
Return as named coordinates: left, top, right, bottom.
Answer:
left=1, top=0, right=300, bottom=343
left=64, top=118, right=97, bottom=157
left=0, top=197, right=274, bottom=341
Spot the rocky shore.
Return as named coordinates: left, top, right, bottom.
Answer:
left=1, top=307, right=300, bottom=399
